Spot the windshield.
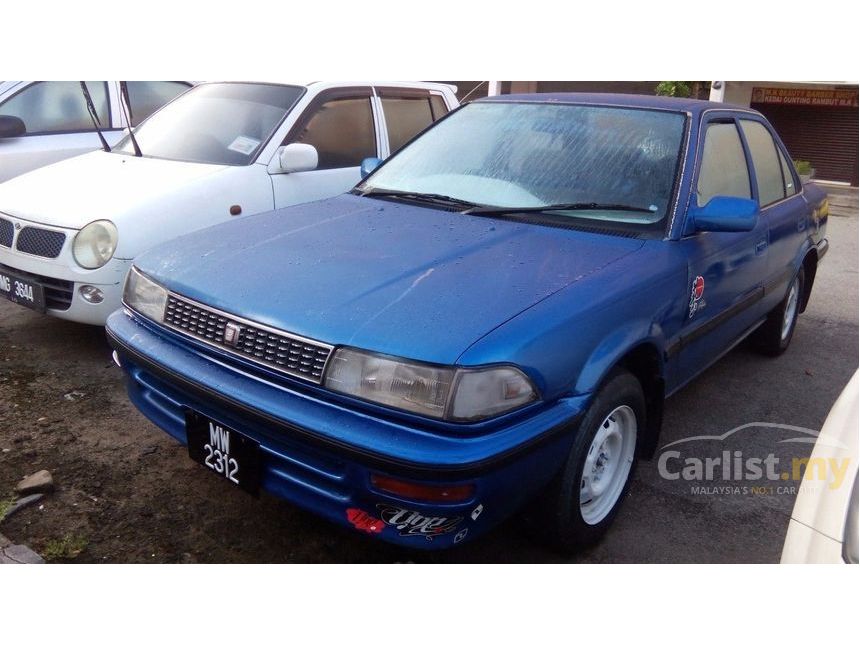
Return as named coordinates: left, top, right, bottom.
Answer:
left=359, top=102, right=686, bottom=230
left=113, top=83, right=304, bottom=165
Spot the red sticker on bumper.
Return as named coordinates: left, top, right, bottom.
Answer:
left=346, top=508, right=385, bottom=534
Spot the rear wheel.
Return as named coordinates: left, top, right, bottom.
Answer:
left=533, top=369, right=644, bottom=551
left=753, top=267, right=804, bottom=356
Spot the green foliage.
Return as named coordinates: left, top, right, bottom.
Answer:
left=794, top=159, right=813, bottom=175
left=43, top=534, right=88, bottom=561
left=0, top=497, right=13, bottom=522
left=655, top=81, right=692, bottom=98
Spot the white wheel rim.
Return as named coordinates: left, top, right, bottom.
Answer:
left=781, top=277, right=800, bottom=342
left=579, top=405, right=637, bottom=525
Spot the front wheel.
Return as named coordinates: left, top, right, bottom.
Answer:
left=753, top=267, right=804, bottom=356
left=533, top=369, right=644, bottom=551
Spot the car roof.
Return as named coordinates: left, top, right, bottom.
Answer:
left=478, top=92, right=754, bottom=115
left=196, top=81, right=456, bottom=93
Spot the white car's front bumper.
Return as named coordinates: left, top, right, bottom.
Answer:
left=0, top=213, right=130, bottom=325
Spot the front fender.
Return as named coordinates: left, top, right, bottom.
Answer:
left=457, top=241, right=684, bottom=402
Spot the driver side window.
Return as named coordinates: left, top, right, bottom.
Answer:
left=697, top=122, right=751, bottom=206
left=288, top=96, right=376, bottom=170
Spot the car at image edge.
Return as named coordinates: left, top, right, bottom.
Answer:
left=106, top=93, right=829, bottom=550
left=0, top=80, right=193, bottom=182
left=782, top=371, right=858, bottom=564
left=0, top=80, right=458, bottom=324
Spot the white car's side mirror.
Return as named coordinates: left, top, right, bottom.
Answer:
left=278, top=143, right=318, bottom=174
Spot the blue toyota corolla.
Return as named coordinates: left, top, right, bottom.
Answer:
left=106, top=94, right=828, bottom=550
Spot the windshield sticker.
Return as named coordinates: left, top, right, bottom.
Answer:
left=227, top=135, right=261, bottom=155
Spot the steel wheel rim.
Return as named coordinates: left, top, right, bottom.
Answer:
left=781, top=277, right=800, bottom=342
left=579, top=405, right=637, bottom=525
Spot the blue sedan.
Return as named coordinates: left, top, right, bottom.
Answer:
left=106, top=93, right=829, bottom=550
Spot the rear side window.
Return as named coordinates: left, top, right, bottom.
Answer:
left=430, top=95, right=449, bottom=120
left=778, top=147, right=798, bottom=196
left=0, top=81, right=109, bottom=134
left=290, top=97, right=376, bottom=170
left=382, top=96, right=435, bottom=154
left=740, top=120, right=786, bottom=206
left=124, top=81, right=190, bottom=126
left=697, top=122, right=751, bottom=206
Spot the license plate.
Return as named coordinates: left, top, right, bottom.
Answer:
left=0, top=268, right=45, bottom=312
left=185, top=410, right=261, bottom=495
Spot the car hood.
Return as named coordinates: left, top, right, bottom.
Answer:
left=0, top=150, right=228, bottom=229
left=136, top=194, right=645, bottom=365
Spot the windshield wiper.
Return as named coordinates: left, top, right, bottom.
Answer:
left=118, top=81, right=143, bottom=157
left=356, top=188, right=480, bottom=210
left=79, top=82, right=111, bottom=152
left=465, top=202, right=658, bottom=216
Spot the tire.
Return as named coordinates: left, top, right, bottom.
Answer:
left=753, top=267, right=804, bottom=357
left=531, top=369, right=645, bottom=552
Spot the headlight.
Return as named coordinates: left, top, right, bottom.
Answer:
left=73, top=220, right=118, bottom=269
left=324, top=347, right=537, bottom=422
left=123, top=266, right=167, bottom=322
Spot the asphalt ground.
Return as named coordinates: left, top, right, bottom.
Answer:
left=0, top=208, right=856, bottom=563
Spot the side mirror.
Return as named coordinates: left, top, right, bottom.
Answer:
left=688, top=196, right=759, bottom=233
left=0, top=115, right=26, bottom=139
left=278, top=143, right=318, bottom=173
left=360, top=157, right=382, bottom=179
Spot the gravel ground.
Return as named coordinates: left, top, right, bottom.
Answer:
left=0, top=209, right=856, bottom=563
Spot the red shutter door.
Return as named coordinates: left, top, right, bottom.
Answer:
left=753, top=103, right=859, bottom=186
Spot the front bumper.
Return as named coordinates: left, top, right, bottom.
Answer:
left=0, top=231, right=130, bottom=325
left=106, top=309, right=588, bottom=549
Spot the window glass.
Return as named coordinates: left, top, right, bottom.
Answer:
left=125, top=81, right=190, bottom=126
left=361, top=102, right=686, bottom=231
left=113, top=83, right=303, bottom=165
left=290, top=97, right=375, bottom=170
left=740, top=120, right=786, bottom=206
left=778, top=146, right=798, bottom=196
left=382, top=96, right=434, bottom=154
left=430, top=95, right=449, bottom=120
left=0, top=81, right=109, bottom=134
left=697, top=122, right=751, bottom=206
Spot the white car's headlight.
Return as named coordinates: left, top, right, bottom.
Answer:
left=73, top=220, right=118, bottom=269
left=324, top=347, right=537, bottom=422
left=123, top=266, right=167, bottom=322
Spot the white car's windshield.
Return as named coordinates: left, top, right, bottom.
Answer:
left=359, top=102, right=686, bottom=230
left=113, top=83, right=304, bottom=165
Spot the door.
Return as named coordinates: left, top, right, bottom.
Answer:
left=0, top=81, right=122, bottom=182
left=271, top=88, right=379, bottom=208
left=738, top=118, right=807, bottom=309
left=676, top=117, right=769, bottom=383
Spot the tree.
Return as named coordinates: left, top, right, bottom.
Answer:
left=655, top=81, right=692, bottom=98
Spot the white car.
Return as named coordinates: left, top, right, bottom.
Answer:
left=0, top=81, right=192, bottom=182
left=0, top=81, right=458, bottom=325
left=781, top=371, right=858, bottom=564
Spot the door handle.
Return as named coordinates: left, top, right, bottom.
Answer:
left=797, top=218, right=807, bottom=232
left=755, top=239, right=768, bottom=254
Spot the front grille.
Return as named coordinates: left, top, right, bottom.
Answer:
left=0, top=263, right=74, bottom=310
left=0, top=218, right=13, bottom=247
left=162, top=294, right=333, bottom=384
left=15, top=226, right=66, bottom=258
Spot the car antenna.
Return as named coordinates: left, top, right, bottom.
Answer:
left=118, top=81, right=143, bottom=157
left=79, top=82, right=111, bottom=153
